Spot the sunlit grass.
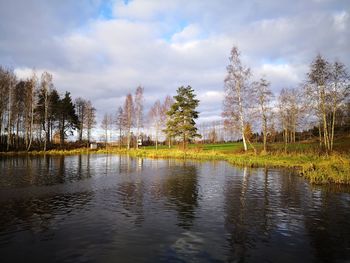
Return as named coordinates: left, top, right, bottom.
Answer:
left=1, top=138, right=350, bottom=184
left=131, top=149, right=350, bottom=184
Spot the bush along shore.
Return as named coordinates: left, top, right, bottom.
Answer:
left=1, top=147, right=349, bottom=185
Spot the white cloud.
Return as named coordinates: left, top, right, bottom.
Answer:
left=255, top=63, right=303, bottom=90
left=333, top=11, right=349, bottom=31
left=113, top=0, right=177, bottom=20
left=171, top=24, right=201, bottom=43
left=2, top=0, right=350, bottom=125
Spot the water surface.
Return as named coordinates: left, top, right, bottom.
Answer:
left=0, top=154, right=350, bottom=262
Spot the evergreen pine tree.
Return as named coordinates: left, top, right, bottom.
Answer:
left=58, top=92, right=79, bottom=146
left=165, top=86, right=200, bottom=149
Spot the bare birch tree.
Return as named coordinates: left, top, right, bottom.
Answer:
left=329, top=60, right=349, bottom=150
left=306, top=54, right=332, bottom=152
left=40, top=72, right=53, bottom=151
left=278, top=88, right=303, bottom=151
left=123, top=93, right=134, bottom=150
left=134, top=86, right=144, bottom=149
left=25, top=71, right=38, bottom=151
left=0, top=67, right=10, bottom=148
left=85, top=100, right=96, bottom=145
left=278, top=88, right=291, bottom=151
left=101, top=113, right=112, bottom=147
left=162, top=95, right=174, bottom=148
left=0, top=66, right=94, bottom=151
left=6, top=71, right=16, bottom=151
left=116, top=106, right=125, bottom=149
left=222, top=46, right=252, bottom=151
left=12, top=81, right=26, bottom=149
left=149, top=100, right=162, bottom=150
left=75, top=97, right=87, bottom=142
left=252, top=77, right=273, bottom=152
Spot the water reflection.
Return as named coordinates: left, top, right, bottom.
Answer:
left=162, top=164, right=199, bottom=229
left=0, top=155, right=350, bottom=262
left=304, top=188, right=350, bottom=262
left=222, top=166, right=350, bottom=262
left=0, top=191, right=93, bottom=247
left=117, top=179, right=145, bottom=226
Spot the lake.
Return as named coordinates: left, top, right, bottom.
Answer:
left=0, top=154, right=350, bottom=262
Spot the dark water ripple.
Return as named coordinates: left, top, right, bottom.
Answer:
left=0, top=154, right=350, bottom=262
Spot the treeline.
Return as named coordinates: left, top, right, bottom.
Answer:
left=0, top=67, right=96, bottom=151
left=223, top=46, right=350, bottom=153
left=5, top=46, right=347, bottom=153
left=101, top=84, right=203, bottom=150
left=98, top=46, right=350, bottom=152
left=100, top=86, right=175, bottom=150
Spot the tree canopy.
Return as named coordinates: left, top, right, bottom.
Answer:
left=165, top=86, right=200, bottom=149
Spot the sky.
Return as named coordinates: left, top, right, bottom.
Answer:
left=0, top=0, right=349, bottom=125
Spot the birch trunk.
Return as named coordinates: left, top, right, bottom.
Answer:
left=238, top=84, right=247, bottom=151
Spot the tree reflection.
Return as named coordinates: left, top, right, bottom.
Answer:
left=223, top=167, right=337, bottom=262
left=0, top=191, right=93, bottom=245
left=118, top=155, right=138, bottom=174
left=56, top=155, right=65, bottom=184
left=1, top=155, right=350, bottom=261
left=117, top=180, right=145, bottom=226
left=223, top=167, right=286, bottom=261
left=162, top=164, right=199, bottom=229
left=304, top=188, right=350, bottom=261
left=224, top=167, right=251, bottom=261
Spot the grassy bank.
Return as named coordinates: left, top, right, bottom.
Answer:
left=124, top=149, right=350, bottom=184
left=2, top=144, right=349, bottom=185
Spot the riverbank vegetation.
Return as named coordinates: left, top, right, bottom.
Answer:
left=1, top=44, right=350, bottom=184
left=2, top=138, right=349, bottom=184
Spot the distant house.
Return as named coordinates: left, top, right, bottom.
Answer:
left=90, top=143, right=97, bottom=149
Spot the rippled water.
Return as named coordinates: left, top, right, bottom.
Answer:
left=0, top=154, right=350, bottom=262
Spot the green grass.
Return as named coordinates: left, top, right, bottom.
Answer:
left=143, top=142, right=258, bottom=152
left=198, top=143, right=244, bottom=152
left=124, top=148, right=350, bottom=184
left=143, top=141, right=322, bottom=154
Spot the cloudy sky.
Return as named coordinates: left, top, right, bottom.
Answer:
left=1, top=0, right=349, bottom=123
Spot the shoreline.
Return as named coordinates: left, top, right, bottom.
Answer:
left=1, top=148, right=349, bottom=185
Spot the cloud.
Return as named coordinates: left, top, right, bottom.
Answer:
left=255, top=63, right=308, bottom=92
left=333, top=11, right=349, bottom=31
left=113, top=1, right=177, bottom=20
left=1, top=0, right=349, bottom=126
left=171, top=24, right=201, bottom=43
left=0, top=0, right=106, bottom=67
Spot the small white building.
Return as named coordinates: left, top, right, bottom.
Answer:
left=90, top=143, right=97, bottom=149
